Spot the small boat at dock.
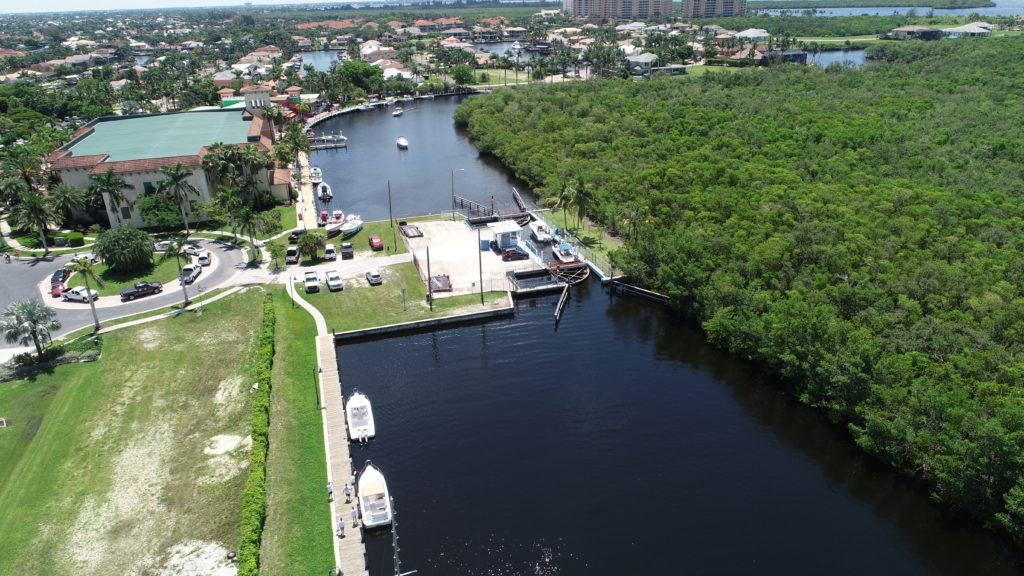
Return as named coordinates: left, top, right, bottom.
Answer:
left=318, top=182, right=332, bottom=201
left=529, top=220, right=553, bottom=243
left=318, top=210, right=329, bottom=227
left=310, top=166, right=323, bottom=184
left=396, top=137, right=409, bottom=149
left=392, top=107, right=403, bottom=117
left=357, top=461, right=393, bottom=529
left=346, top=390, right=376, bottom=442
left=553, top=242, right=577, bottom=264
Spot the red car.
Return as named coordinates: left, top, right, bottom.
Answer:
left=369, top=235, right=384, bottom=251
left=502, top=247, right=529, bottom=261
left=50, top=281, right=65, bottom=297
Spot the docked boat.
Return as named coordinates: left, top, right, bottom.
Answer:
left=346, top=390, right=376, bottom=442
left=392, top=107, right=403, bottom=117
left=529, top=220, right=553, bottom=243
left=553, top=242, right=577, bottom=263
left=331, top=209, right=344, bottom=223
left=326, top=212, right=363, bottom=238
left=357, top=461, right=393, bottom=529
left=512, top=41, right=522, bottom=50
left=359, top=104, right=374, bottom=111
left=310, top=166, right=323, bottom=184
left=318, top=210, right=329, bottom=227
left=396, top=137, right=409, bottom=149
left=318, top=182, right=332, bottom=201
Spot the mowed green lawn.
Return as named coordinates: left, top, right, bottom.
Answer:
left=259, top=287, right=333, bottom=575
left=0, top=288, right=264, bottom=576
left=299, top=261, right=507, bottom=332
left=66, top=254, right=189, bottom=296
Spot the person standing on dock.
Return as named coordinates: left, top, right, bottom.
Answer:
left=343, top=483, right=351, bottom=503
left=327, top=481, right=334, bottom=502
left=337, top=519, right=345, bottom=538
left=351, top=506, right=359, bottom=527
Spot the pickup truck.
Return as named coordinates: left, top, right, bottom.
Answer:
left=286, top=246, right=299, bottom=265
left=304, top=271, right=320, bottom=293
left=121, top=281, right=163, bottom=301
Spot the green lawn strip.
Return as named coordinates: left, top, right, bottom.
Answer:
left=259, top=286, right=333, bottom=576
left=264, top=205, right=298, bottom=239
left=539, top=209, right=623, bottom=267
left=299, top=261, right=505, bottom=332
left=474, top=68, right=530, bottom=84
left=191, top=231, right=250, bottom=246
left=65, top=254, right=188, bottom=296
left=0, top=288, right=265, bottom=576
left=683, top=65, right=744, bottom=76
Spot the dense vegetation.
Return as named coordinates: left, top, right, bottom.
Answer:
left=455, top=37, right=1024, bottom=536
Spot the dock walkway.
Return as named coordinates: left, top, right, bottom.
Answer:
left=289, top=233, right=368, bottom=576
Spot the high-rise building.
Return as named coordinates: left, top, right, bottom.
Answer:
left=680, top=0, right=747, bottom=18
left=564, top=0, right=673, bottom=20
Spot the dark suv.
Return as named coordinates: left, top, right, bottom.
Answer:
left=288, top=229, right=307, bottom=244
left=51, top=269, right=70, bottom=283
left=502, top=247, right=529, bottom=261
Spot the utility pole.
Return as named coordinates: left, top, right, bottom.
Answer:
left=478, top=228, right=484, bottom=305
left=426, top=246, right=433, bottom=311
left=388, top=180, right=397, bottom=250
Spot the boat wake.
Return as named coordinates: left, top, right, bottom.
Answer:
left=424, top=536, right=582, bottom=575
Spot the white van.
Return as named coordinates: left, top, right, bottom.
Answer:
left=197, top=250, right=212, bottom=266
left=323, top=243, right=337, bottom=261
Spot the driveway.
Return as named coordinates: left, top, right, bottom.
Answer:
left=0, top=238, right=249, bottom=350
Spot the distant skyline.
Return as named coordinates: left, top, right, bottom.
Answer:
left=2, top=0, right=369, bottom=16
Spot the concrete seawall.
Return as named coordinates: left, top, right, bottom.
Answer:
left=333, top=292, right=514, bottom=342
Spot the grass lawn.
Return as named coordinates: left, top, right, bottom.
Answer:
left=298, top=261, right=506, bottom=332
left=267, top=205, right=298, bottom=239
left=538, top=209, right=623, bottom=268
left=0, top=288, right=265, bottom=576
left=259, top=286, right=333, bottom=575
left=474, top=68, right=529, bottom=84
left=66, top=254, right=189, bottom=296
left=684, top=65, right=744, bottom=76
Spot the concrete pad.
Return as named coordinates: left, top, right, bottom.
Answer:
left=404, top=220, right=542, bottom=297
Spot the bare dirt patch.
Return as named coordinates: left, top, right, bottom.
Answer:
left=135, top=326, right=165, bottom=350
left=159, top=540, right=238, bottom=576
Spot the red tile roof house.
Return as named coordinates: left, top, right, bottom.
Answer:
left=49, top=108, right=287, bottom=228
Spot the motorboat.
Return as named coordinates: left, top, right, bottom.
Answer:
left=529, top=220, right=553, bottom=243
left=553, top=242, right=577, bottom=263
left=359, top=104, right=374, bottom=111
left=326, top=212, right=363, bottom=239
left=396, top=137, right=409, bottom=149
left=332, top=209, right=344, bottom=223
left=310, top=166, right=323, bottom=184
left=512, top=41, right=522, bottom=50
left=357, top=461, right=393, bottom=529
left=392, top=107, right=403, bottom=117
left=346, top=390, right=376, bottom=442
left=318, top=182, right=332, bottom=202
left=318, top=210, right=329, bottom=227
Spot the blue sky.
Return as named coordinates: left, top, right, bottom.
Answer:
left=4, top=1, right=351, bottom=15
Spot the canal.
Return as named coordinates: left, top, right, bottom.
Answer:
left=329, top=95, right=1024, bottom=576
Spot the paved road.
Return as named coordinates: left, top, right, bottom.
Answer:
left=0, top=238, right=249, bottom=350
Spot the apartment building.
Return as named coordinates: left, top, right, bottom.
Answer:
left=564, top=0, right=673, bottom=20
left=680, top=0, right=746, bottom=19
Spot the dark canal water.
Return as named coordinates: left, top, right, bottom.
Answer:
left=337, top=280, right=1024, bottom=576
left=309, top=96, right=532, bottom=223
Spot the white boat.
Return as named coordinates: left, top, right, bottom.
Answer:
left=529, top=220, right=553, bottom=243
left=318, top=182, right=332, bottom=201
left=327, top=213, right=364, bottom=239
left=392, top=107, right=403, bottom=117
left=512, top=41, right=522, bottom=50
left=357, top=461, right=393, bottom=529
left=331, top=209, right=344, bottom=223
left=310, top=166, right=323, bottom=184
left=346, top=390, right=376, bottom=442
left=359, top=104, right=374, bottom=111
left=396, top=137, right=409, bottom=149
left=553, top=242, right=577, bottom=263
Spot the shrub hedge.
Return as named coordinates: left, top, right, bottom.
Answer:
left=66, top=232, right=85, bottom=247
left=237, top=292, right=275, bottom=576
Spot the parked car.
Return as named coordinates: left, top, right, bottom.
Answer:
left=288, top=229, right=306, bottom=244
left=369, top=235, right=384, bottom=251
left=197, top=250, right=212, bottom=266
left=365, top=269, right=383, bottom=286
left=326, top=270, right=344, bottom=292
left=153, top=240, right=175, bottom=252
left=501, top=247, right=529, bottom=261
left=304, top=271, right=320, bottom=293
left=50, top=282, right=65, bottom=298
left=70, top=252, right=98, bottom=263
left=286, top=247, right=299, bottom=265
left=50, top=269, right=70, bottom=284
left=340, top=242, right=354, bottom=260
left=184, top=244, right=204, bottom=256
left=181, top=264, right=201, bottom=284
left=120, top=281, right=163, bottom=301
left=62, top=286, right=99, bottom=303
left=323, top=243, right=337, bottom=261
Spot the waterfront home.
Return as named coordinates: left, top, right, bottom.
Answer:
left=888, top=26, right=943, bottom=40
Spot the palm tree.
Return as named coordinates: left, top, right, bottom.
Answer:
left=1, top=299, right=61, bottom=356
left=0, top=176, right=28, bottom=206
left=234, top=207, right=281, bottom=263
left=89, top=169, right=134, bottom=226
left=8, top=190, right=57, bottom=253
left=66, top=257, right=105, bottom=332
left=545, top=181, right=577, bottom=232
left=573, top=183, right=595, bottom=229
left=48, top=182, right=87, bottom=226
left=157, top=237, right=192, bottom=307
left=157, top=162, right=200, bottom=236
